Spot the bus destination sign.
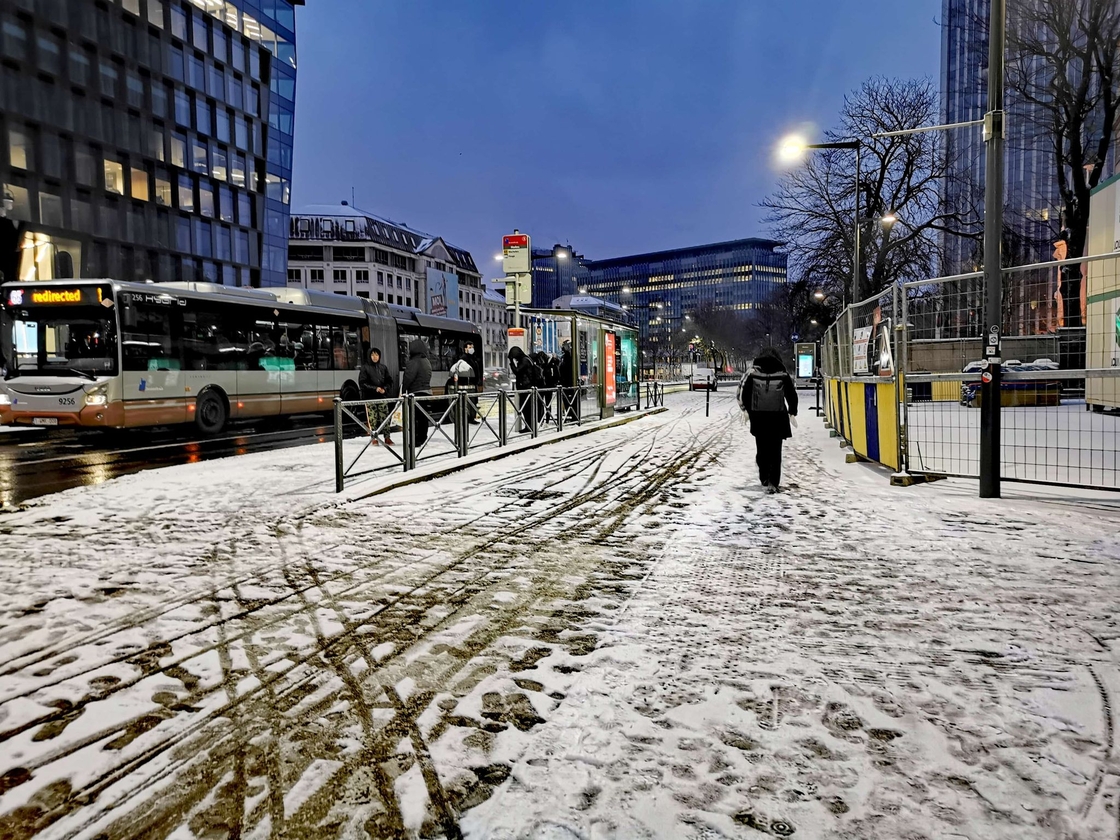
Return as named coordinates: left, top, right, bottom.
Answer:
left=6, top=286, right=112, bottom=307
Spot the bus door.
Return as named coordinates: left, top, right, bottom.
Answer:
left=280, top=319, right=320, bottom=415
left=119, top=293, right=189, bottom=426
left=236, top=316, right=284, bottom=419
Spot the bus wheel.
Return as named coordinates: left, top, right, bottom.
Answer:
left=195, top=389, right=228, bottom=435
left=340, top=381, right=360, bottom=403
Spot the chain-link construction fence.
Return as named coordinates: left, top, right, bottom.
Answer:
left=823, top=251, right=1120, bottom=492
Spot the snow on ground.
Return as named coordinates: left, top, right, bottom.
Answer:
left=0, top=392, right=1118, bottom=839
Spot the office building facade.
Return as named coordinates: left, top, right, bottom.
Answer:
left=583, top=238, right=787, bottom=348
left=287, top=203, right=484, bottom=320
left=481, top=286, right=512, bottom=369
left=940, top=0, right=1065, bottom=335
left=0, top=0, right=301, bottom=288
left=530, top=244, right=589, bottom=307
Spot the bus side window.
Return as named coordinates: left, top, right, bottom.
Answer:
left=121, top=301, right=174, bottom=371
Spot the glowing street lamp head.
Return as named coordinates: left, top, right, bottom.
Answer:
left=777, top=135, right=808, bottom=164
left=881, top=212, right=898, bottom=228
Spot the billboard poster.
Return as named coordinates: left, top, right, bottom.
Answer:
left=604, top=332, right=616, bottom=405
left=426, top=268, right=459, bottom=318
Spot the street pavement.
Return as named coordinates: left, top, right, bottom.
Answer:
left=0, top=392, right=1117, bottom=839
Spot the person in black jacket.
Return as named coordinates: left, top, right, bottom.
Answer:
left=402, top=338, right=433, bottom=443
left=560, top=339, right=578, bottom=421
left=451, top=340, right=483, bottom=424
left=534, top=350, right=560, bottom=423
left=359, top=347, right=395, bottom=445
left=740, top=347, right=799, bottom=493
left=508, top=346, right=537, bottom=433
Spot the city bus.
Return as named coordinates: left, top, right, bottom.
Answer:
left=0, top=279, right=481, bottom=433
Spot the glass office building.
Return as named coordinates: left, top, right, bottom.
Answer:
left=584, top=238, right=787, bottom=348
left=0, top=0, right=301, bottom=288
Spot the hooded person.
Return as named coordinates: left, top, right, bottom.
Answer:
left=359, top=347, right=395, bottom=445
left=560, top=339, right=578, bottom=420
left=508, top=346, right=538, bottom=433
left=402, top=338, right=433, bottom=442
left=534, top=350, right=560, bottom=423
left=738, top=347, right=798, bottom=492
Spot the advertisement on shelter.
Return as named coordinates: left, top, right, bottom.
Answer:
left=426, top=268, right=459, bottom=318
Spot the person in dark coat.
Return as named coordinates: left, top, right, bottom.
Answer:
left=560, top=339, right=578, bottom=421
left=359, top=347, right=395, bottom=444
left=451, top=340, right=483, bottom=424
left=508, top=346, right=537, bottom=433
left=740, top=347, right=798, bottom=493
left=402, top=338, right=433, bottom=442
left=534, top=350, right=560, bottom=423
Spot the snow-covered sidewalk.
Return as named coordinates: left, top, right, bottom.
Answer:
left=0, top=392, right=1118, bottom=839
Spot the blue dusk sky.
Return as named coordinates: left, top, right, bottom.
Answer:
left=291, top=1, right=941, bottom=278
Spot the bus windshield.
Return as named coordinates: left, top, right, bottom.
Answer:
left=5, top=309, right=119, bottom=378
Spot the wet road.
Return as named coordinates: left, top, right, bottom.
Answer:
left=0, top=415, right=339, bottom=506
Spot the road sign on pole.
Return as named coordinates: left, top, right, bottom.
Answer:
left=502, top=231, right=530, bottom=275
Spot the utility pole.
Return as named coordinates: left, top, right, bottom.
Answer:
left=980, top=0, right=1005, bottom=499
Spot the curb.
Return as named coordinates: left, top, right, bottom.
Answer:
left=346, top=406, right=669, bottom=502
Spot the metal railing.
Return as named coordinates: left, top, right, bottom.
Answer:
left=644, top=381, right=665, bottom=409
left=333, top=384, right=602, bottom=492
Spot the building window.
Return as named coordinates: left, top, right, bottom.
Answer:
left=355, top=270, right=369, bottom=284
left=195, top=98, right=211, bottom=136
left=377, top=292, right=384, bottom=302
left=237, top=192, right=251, bottom=226
left=100, top=61, right=119, bottom=98
left=333, top=269, right=347, bottom=282
left=178, top=174, right=194, bottom=212
left=211, top=145, right=227, bottom=181
left=2, top=18, right=28, bottom=61
left=216, top=109, right=230, bottom=143
left=131, top=168, right=149, bottom=202
left=191, top=138, right=208, bottom=173
left=39, top=192, right=63, bottom=228
left=288, top=268, right=301, bottom=283
left=155, top=172, right=172, bottom=207
left=37, top=33, right=62, bottom=76
left=174, top=89, right=191, bottom=125
left=194, top=218, right=212, bottom=257
left=199, top=180, right=214, bottom=218
left=397, top=296, right=403, bottom=305
left=406, top=298, right=411, bottom=307
left=148, top=0, right=164, bottom=28
left=218, top=185, right=233, bottom=221
left=377, top=271, right=383, bottom=285
left=310, top=269, right=324, bottom=283
left=192, top=11, right=208, bottom=50
left=230, top=152, right=246, bottom=187
left=7, top=126, right=29, bottom=170
left=234, top=230, right=248, bottom=264
left=170, top=132, right=186, bottom=168
left=171, top=4, right=187, bottom=40
left=104, top=159, right=125, bottom=194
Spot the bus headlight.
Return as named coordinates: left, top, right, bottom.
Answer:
left=85, top=388, right=108, bottom=407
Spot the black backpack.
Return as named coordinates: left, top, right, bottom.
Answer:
left=529, top=358, right=546, bottom=388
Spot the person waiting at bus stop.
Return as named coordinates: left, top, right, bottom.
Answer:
left=739, top=347, right=798, bottom=493
left=508, top=346, right=537, bottom=433
left=360, top=347, right=395, bottom=446
left=451, top=341, right=482, bottom=424
left=402, top=339, right=433, bottom=443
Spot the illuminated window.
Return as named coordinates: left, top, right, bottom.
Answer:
left=131, top=168, right=149, bottom=202
left=7, top=126, right=29, bottom=169
left=104, top=159, right=124, bottom=194
left=178, top=174, right=194, bottom=212
left=155, top=173, right=172, bottom=207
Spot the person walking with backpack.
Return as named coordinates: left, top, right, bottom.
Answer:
left=738, top=347, right=798, bottom=493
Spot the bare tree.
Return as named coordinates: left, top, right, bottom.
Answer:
left=1005, top=0, right=1120, bottom=328
left=762, top=77, right=982, bottom=306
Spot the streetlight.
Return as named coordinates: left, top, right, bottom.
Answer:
left=778, top=134, right=862, bottom=305
left=814, top=290, right=826, bottom=301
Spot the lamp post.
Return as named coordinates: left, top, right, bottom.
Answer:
left=779, top=137, right=862, bottom=306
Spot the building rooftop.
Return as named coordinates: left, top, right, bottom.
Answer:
left=587, top=237, right=784, bottom=269
left=290, top=203, right=479, bottom=274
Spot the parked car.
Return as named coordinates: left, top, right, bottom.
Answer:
left=960, top=359, right=1062, bottom=406
left=484, top=367, right=511, bottom=390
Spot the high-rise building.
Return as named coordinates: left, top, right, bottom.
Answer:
left=530, top=244, right=588, bottom=305
left=583, top=238, right=787, bottom=348
left=0, top=0, right=302, bottom=288
left=940, top=0, right=1062, bottom=335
